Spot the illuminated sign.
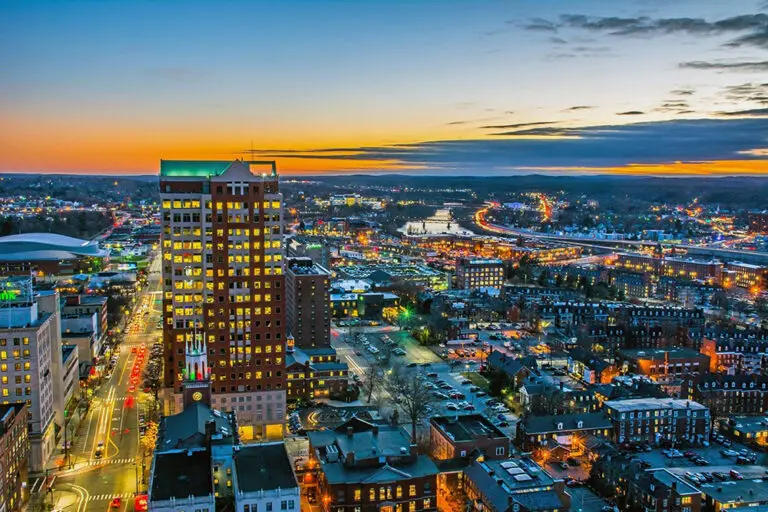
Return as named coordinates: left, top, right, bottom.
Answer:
left=0, top=290, right=18, bottom=301
left=134, top=495, right=148, bottom=511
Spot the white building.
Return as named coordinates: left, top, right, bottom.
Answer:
left=233, top=442, right=300, bottom=512
left=0, top=280, right=64, bottom=471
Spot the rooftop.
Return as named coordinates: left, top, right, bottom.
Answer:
left=463, top=457, right=563, bottom=511
left=431, top=414, right=508, bottom=443
left=234, top=442, right=299, bottom=493
left=150, top=449, right=213, bottom=502
left=619, top=347, right=706, bottom=360
left=0, top=233, right=107, bottom=261
left=158, top=402, right=236, bottom=451
left=604, top=398, right=708, bottom=412
left=160, top=159, right=277, bottom=178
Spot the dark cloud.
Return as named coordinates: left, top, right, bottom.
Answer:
left=671, top=88, right=695, bottom=96
left=522, top=18, right=558, bottom=32
left=723, top=83, right=768, bottom=104
left=479, top=121, right=558, bottom=130
left=549, top=37, right=568, bottom=44
left=680, top=60, right=768, bottom=72
left=617, top=111, right=646, bottom=115
left=716, top=107, right=768, bottom=116
left=726, top=27, right=768, bottom=49
left=563, top=106, right=594, bottom=111
left=265, top=118, right=768, bottom=174
left=531, top=13, right=768, bottom=51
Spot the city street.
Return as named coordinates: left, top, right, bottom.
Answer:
left=43, top=256, right=163, bottom=511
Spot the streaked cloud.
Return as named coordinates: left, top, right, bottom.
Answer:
left=617, top=111, right=645, bottom=115
left=679, top=60, right=768, bottom=72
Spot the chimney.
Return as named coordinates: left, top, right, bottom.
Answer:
left=372, top=425, right=379, bottom=436
left=410, top=443, right=418, bottom=456
left=345, top=451, right=355, bottom=466
left=347, top=426, right=354, bottom=437
left=205, top=419, right=216, bottom=439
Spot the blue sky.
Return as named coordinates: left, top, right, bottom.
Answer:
left=0, top=0, right=766, bottom=175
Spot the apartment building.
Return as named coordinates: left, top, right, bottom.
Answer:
left=159, top=159, right=286, bottom=440
left=285, top=257, right=331, bottom=349
left=604, top=398, right=710, bottom=446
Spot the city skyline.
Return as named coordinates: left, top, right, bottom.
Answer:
left=1, top=0, right=768, bottom=175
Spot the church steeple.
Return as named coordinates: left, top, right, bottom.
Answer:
left=182, top=327, right=212, bottom=408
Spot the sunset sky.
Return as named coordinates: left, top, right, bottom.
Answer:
left=1, top=0, right=767, bottom=176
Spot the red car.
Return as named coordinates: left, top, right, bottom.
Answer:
left=128, top=384, right=136, bottom=393
left=111, top=497, right=122, bottom=508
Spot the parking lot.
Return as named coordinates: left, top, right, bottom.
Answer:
left=633, top=442, right=765, bottom=470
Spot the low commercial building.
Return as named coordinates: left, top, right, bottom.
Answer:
left=619, top=347, right=710, bottom=383
left=285, top=347, right=350, bottom=401
left=0, top=403, right=29, bottom=512
left=337, top=264, right=449, bottom=291
left=308, top=417, right=439, bottom=512
left=233, top=442, right=300, bottom=512
left=429, top=414, right=510, bottom=462
left=463, top=457, right=570, bottom=512
left=724, top=416, right=768, bottom=447
left=603, top=398, right=710, bottom=446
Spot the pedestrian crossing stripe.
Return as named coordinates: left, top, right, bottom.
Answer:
left=88, top=458, right=135, bottom=466
left=88, top=492, right=135, bottom=501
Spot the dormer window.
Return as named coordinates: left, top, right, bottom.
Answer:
left=577, top=421, right=583, bottom=429
left=557, top=422, right=564, bottom=430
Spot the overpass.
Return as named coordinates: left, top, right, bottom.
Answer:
left=474, top=206, right=768, bottom=265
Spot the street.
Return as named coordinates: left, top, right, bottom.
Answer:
left=43, top=256, right=163, bottom=511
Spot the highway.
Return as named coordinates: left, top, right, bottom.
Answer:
left=474, top=204, right=768, bottom=264
left=47, top=256, right=163, bottom=511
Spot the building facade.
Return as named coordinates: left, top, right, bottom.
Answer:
left=160, top=159, right=286, bottom=439
left=604, top=398, right=710, bottom=446
left=308, top=417, right=439, bottom=512
left=455, top=258, right=504, bottom=292
left=0, top=403, right=29, bottom=512
left=0, top=282, right=63, bottom=472
left=285, top=257, right=331, bottom=349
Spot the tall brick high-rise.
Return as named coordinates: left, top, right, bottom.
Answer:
left=285, top=257, right=331, bottom=349
left=159, top=159, right=286, bottom=440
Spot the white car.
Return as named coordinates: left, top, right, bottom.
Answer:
left=445, top=402, right=459, bottom=411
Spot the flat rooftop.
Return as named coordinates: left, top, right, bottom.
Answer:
left=151, top=449, right=213, bottom=502
left=432, top=414, right=508, bottom=442
left=605, top=398, right=707, bottom=412
left=234, top=442, right=298, bottom=493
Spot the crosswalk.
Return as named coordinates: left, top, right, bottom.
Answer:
left=87, top=458, right=135, bottom=466
left=88, top=492, right=134, bottom=501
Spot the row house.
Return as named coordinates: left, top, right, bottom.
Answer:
left=699, top=337, right=768, bottom=374
left=682, top=373, right=768, bottom=417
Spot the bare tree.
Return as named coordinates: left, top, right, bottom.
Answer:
left=385, top=367, right=436, bottom=441
left=361, top=363, right=384, bottom=404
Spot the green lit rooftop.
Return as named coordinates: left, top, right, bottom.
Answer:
left=160, top=159, right=277, bottom=178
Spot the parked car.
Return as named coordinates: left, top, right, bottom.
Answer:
left=446, top=403, right=459, bottom=411
left=730, top=469, right=743, bottom=480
